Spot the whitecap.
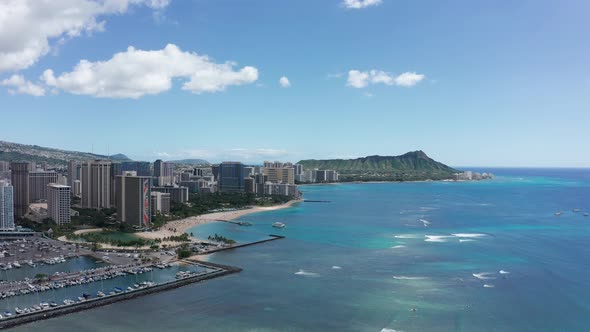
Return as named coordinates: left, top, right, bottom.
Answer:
left=394, top=234, right=422, bottom=239
left=381, top=329, right=403, bottom=332
left=499, top=270, right=510, bottom=274
left=459, top=239, right=475, bottom=242
left=419, top=219, right=431, bottom=227
left=472, top=272, right=496, bottom=280
left=391, top=245, right=406, bottom=249
left=393, top=276, right=428, bottom=280
left=483, top=284, right=495, bottom=288
left=332, top=266, right=342, bottom=270
left=425, top=235, right=454, bottom=242
left=294, top=269, right=319, bottom=277
left=452, top=233, right=487, bottom=238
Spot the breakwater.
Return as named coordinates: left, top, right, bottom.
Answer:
left=0, top=261, right=241, bottom=330
left=199, top=235, right=285, bottom=255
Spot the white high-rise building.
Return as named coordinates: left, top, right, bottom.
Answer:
left=47, top=184, right=71, bottom=225
left=0, top=180, right=15, bottom=231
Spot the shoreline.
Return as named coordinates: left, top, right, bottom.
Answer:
left=137, top=199, right=302, bottom=242
left=299, top=179, right=490, bottom=186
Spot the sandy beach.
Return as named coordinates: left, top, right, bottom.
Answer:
left=138, top=199, right=302, bottom=242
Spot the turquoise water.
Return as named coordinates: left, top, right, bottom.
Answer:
left=12, top=168, right=590, bottom=331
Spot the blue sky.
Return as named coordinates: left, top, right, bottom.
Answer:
left=1, top=0, right=589, bottom=167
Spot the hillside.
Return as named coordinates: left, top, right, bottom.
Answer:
left=0, top=141, right=131, bottom=166
left=167, top=159, right=210, bottom=166
left=298, top=151, right=458, bottom=182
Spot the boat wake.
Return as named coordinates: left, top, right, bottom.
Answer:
left=483, top=284, right=495, bottom=288
left=459, top=239, right=475, bottom=242
left=294, top=269, right=320, bottom=277
left=393, top=276, right=428, bottom=280
left=499, top=270, right=510, bottom=274
left=472, top=272, right=496, bottom=280
left=452, top=233, right=487, bottom=238
left=391, top=245, right=406, bottom=249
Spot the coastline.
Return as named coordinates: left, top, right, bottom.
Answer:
left=138, top=199, right=302, bottom=242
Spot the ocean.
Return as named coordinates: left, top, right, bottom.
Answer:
left=12, top=168, right=590, bottom=331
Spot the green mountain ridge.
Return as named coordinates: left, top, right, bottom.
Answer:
left=0, top=141, right=131, bottom=166
left=298, top=151, right=459, bottom=182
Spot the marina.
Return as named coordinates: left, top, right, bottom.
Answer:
left=0, top=259, right=239, bottom=329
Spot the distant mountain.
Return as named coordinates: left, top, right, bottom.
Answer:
left=0, top=141, right=131, bottom=166
left=110, top=153, right=131, bottom=161
left=298, top=151, right=458, bottom=182
left=167, top=159, right=210, bottom=166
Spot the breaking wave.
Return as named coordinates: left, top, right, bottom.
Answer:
left=294, top=269, right=319, bottom=277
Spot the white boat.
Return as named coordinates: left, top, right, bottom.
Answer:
left=554, top=212, right=563, bottom=216
left=12, top=261, right=21, bottom=268
left=272, top=222, right=286, bottom=228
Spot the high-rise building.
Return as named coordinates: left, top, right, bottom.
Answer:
left=218, top=162, right=245, bottom=193
left=244, top=167, right=255, bottom=178
left=47, top=184, right=71, bottom=225
left=116, top=175, right=151, bottom=228
left=29, top=171, right=58, bottom=202
left=264, top=167, right=295, bottom=184
left=264, top=182, right=300, bottom=198
left=153, top=159, right=174, bottom=186
left=121, top=161, right=151, bottom=177
left=254, top=173, right=268, bottom=195
left=67, top=160, right=81, bottom=188
left=245, top=177, right=255, bottom=193
left=73, top=180, right=82, bottom=197
left=81, top=160, right=112, bottom=209
left=211, top=165, right=220, bottom=181
left=293, top=164, right=303, bottom=175
left=0, top=180, right=15, bottom=230
left=10, top=162, right=30, bottom=218
left=151, top=191, right=170, bottom=216
left=152, top=186, right=189, bottom=204
left=0, top=161, right=10, bottom=181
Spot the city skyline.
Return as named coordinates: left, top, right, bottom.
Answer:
left=1, top=1, right=589, bottom=167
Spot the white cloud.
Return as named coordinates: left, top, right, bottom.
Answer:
left=394, top=72, right=426, bottom=87
left=342, top=0, right=383, bottom=9
left=0, top=0, right=171, bottom=73
left=1, top=74, right=45, bottom=96
left=347, top=70, right=370, bottom=88
left=347, top=69, right=425, bottom=88
left=41, top=44, right=258, bottom=98
left=279, top=76, right=291, bottom=88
